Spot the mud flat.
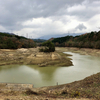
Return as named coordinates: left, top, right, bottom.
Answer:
left=0, top=47, right=72, bottom=67
left=56, top=47, right=100, bottom=57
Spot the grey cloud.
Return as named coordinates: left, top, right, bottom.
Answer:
left=75, top=23, right=87, bottom=30
left=67, top=0, right=100, bottom=21
left=0, top=0, right=99, bottom=37
left=0, top=0, right=83, bottom=31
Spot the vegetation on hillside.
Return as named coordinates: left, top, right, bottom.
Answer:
left=0, top=32, right=36, bottom=49
left=33, top=39, right=46, bottom=43
left=52, top=31, right=100, bottom=49
left=39, top=41, right=55, bottom=52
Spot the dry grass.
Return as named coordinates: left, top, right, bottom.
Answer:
left=0, top=72, right=99, bottom=99
left=36, top=72, right=100, bottom=100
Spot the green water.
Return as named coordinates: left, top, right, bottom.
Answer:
left=0, top=52, right=100, bottom=87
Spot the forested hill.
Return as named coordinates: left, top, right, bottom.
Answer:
left=33, top=39, right=46, bottom=43
left=52, top=31, right=100, bottom=49
left=0, top=32, right=36, bottom=49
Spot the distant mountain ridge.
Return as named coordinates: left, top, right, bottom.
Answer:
left=39, top=33, right=84, bottom=40
left=1, top=32, right=15, bottom=35
left=33, top=39, right=46, bottom=43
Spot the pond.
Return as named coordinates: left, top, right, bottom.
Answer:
left=0, top=52, right=100, bottom=87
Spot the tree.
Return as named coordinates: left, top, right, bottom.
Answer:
left=39, top=41, right=55, bottom=52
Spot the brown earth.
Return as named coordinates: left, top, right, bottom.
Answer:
left=0, top=72, right=99, bottom=100
left=0, top=47, right=72, bottom=67
left=0, top=47, right=100, bottom=100
left=56, top=47, right=100, bottom=57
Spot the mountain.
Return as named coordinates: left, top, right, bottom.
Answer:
left=0, top=32, right=36, bottom=49
left=1, top=32, right=15, bottom=35
left=39, top=33, right=83, bottom=40
left=33, top=39, right=46, bottom=43
left=48, top=38, right=54, bottom=41
left=52, top=31, right=100, bottom=49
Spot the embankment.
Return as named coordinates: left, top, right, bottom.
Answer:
left=0, top=72, right=99, bottom=100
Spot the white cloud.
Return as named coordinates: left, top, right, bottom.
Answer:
left=85, top=14, right=100, bottom=32
left=67, top=5, right=86, bottom=13
left=20, top=16, right=81, bottom=37
left=0, top=25, right=6, bottom=32
left=0, top=0, right=100, bottom=39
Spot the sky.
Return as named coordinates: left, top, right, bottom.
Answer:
left=0, top=0, right=100, bottom=39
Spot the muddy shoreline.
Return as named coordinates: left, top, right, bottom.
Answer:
left=0, top=72, right=99, bottom=100
left=56, top=47, right=100, bottom=57
left=1, top=47, right=100, bottom=67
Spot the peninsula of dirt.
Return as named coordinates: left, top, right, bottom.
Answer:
left=0, top=47, right=73, bottom=67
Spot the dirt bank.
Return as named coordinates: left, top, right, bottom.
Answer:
left=56, top=47, right=100, bottom=57
left=0, top=47, right=72, bottom=67
left=0, top=72, right=99, bottom=100
left=36, top=72, right=100, bottom=100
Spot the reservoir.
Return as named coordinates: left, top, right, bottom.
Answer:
left=0, top=52, right=100, bottom=87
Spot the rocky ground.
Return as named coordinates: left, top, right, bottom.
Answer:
left=0, top=47, right=100, bottom=100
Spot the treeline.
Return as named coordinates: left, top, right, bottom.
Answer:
left=0, top=32, right=36, bottom=49
left=33, top=39, right=46, bottom=43
left=52, top=31, right=100, bottom=49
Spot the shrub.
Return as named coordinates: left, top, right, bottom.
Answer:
left=39, top=41, right=55, bottom=52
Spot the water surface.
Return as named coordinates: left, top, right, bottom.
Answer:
left=0, top=52, right=100, bottom=87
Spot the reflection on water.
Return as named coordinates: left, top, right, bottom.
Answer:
left=0, top=52, right=100, bottom=87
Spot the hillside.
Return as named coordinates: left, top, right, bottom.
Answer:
left=33, top=39, right=46, bottom=43
left=0, top=32, right=36, bottom=49
left=52, top=31, right=100, bottom=49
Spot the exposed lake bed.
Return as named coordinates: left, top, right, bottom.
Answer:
left=0, top=47, right=100, bottom=99
left=0, top=47, right=72, bottom=67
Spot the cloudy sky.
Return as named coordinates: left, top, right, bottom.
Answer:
left=0, top=0, right=100, bottom=39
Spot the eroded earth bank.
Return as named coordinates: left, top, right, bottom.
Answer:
left=0, top=47, right=72, bottom=67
